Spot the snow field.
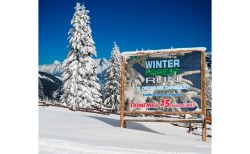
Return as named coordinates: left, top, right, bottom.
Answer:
left=39, top=106, right=211, bottom=154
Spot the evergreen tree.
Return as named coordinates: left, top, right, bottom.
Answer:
left=39, top=78, right=45, bottom=101
left=61, top=3, right=102, bottom=111
left=206, top=66, right=212, bottom=116
left=104, top=43, right=122, bottom=112
left=53, top=86, right=62, bottom=103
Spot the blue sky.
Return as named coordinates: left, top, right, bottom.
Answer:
left=39, top=0, right=211, bottom=64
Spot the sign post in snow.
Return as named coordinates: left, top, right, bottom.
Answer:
left=120, top=48, right=207, bottom=142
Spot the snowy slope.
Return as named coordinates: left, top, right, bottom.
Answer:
left=39, top=106, right=211, bottom=154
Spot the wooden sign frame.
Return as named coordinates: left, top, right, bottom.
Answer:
left=120, top=48, right=207, bottom=142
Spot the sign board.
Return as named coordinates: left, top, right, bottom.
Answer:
left=120, top=48, right=207, bottom=142
left=120, top=48, right=206, bottom=115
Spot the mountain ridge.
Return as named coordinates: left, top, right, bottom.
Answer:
left=39, top=58, right=110, bottom=77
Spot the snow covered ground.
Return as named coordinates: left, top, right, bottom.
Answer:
left=39, top=106, right=211, bottom=154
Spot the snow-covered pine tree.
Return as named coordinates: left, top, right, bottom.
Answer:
left=38, top=78, right=45, bottom=101
left=53, top=86, right=62, bottom=103
left=61, top=3, right=102, bottom=111
left=206, top=65, right=212, bottom=116
left=104, top=42, right=122, bottom=112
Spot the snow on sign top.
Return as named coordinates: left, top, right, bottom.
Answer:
left=121, top=47, right=206, bottom=57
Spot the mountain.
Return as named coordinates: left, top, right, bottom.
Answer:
left=39, top=58, right=110, bottom=77
left=39, top=71, right=62, bottom=100
left=94, top=58, right=110, bottom=93
left=39, top=58, right=111, bottom=100
left=94, top=58, right=110, bottom=74
left=39, top=60, right=63, bottom=77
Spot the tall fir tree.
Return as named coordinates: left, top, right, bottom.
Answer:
left=61, top=3, right=102, bottom=111
left=104, top=43, right=122, bottom=112
left=38, top=78, right=45, bottom=101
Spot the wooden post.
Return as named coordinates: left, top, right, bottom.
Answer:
left=120, top=57, right=126, bottom=128
left=188, top=122, right=192, bottom=133
left=201, top=51, right=207, bottom=142
left=202, top=118, right=207, bottom=142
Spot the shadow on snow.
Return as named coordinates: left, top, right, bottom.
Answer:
left=85, top=115, right=165, bottom=135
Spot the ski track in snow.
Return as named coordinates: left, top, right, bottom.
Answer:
left=39, top=138, right=198, bottom=154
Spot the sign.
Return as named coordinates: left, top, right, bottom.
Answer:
left=120, top=48, right=207, bottom=142
left=121, top=49, right=206, bottom=115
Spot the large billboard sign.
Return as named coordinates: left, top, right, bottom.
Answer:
left=120, top=48, right=206, bottom=115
